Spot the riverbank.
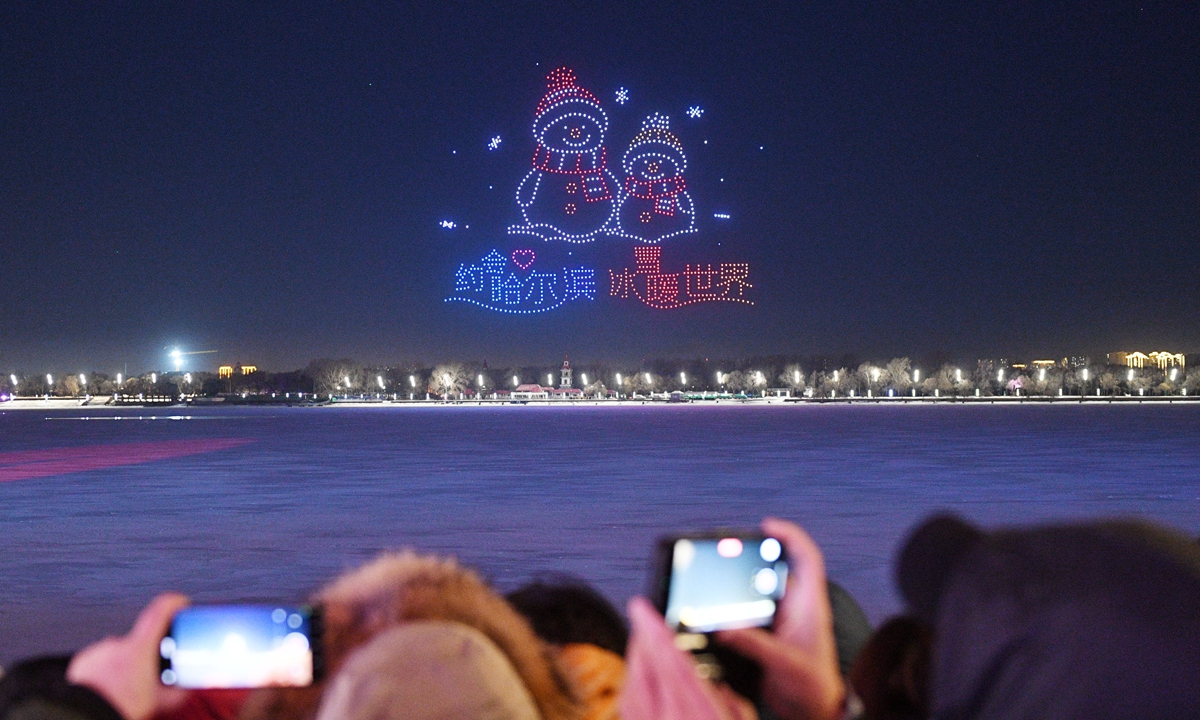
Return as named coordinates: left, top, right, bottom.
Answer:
left=3, top=394, right=1200, bottom=410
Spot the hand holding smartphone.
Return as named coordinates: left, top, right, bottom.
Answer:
left=650, top=532, right=790, bottom=700
left=159, top=605, right=323, bottom=689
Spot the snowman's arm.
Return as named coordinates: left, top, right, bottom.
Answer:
left=515, top=170, right=540, bottom=208
left=679, top=191, right=696, bottom=217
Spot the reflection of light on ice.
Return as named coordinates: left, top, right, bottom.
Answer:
left=170, top=633, right=311, bottom=688
left=678, top=599, right=776, bottom=632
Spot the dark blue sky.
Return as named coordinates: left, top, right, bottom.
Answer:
left=2, top=2, right=1197, bottom=373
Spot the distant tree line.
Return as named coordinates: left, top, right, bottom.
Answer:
left=6, top=355, right=1200, bottom=399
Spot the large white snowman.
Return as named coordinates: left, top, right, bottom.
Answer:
left=613, top=113, right=697, bottom=244
left=508, top=68, right=621, bottom=244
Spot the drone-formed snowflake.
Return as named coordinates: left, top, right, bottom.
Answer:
left=487, top=135, right=502, bottom=151
left=686, top=105, right=704, bottom=119
left=615, top=87, right=629, bottom=105
left=439, top=220, right=457, bottom=229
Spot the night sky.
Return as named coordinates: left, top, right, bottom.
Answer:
left=3, top=3, right=1197, bottom=373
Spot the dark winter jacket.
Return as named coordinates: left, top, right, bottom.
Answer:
left=0, top=656, right=122, bottom=720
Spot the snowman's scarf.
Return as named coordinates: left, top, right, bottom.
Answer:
left=625, top=175, right=688, bottom=216
left=532, top=145, right=612, bottom=201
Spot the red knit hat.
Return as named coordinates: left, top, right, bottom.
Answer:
left=532, top=68, right=608, bottom=141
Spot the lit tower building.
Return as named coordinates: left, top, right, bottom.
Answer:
left=560, top=358, right=572, bottom=388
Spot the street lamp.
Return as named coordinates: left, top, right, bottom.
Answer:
left=378, top=375, right=386, bottom=390
left=644, top=372, right=652, bottom=385
left=912, top=369, right=920, bottom=383
left=680, top=372, right=687, bottom=385
left=512, top=375, right=519, bottom=386
left=409, top=375, right=416, bottom=388
left=755, top=371, right=765, bottom=385
left=581, top=373, right=588, bottom=385
left=794, top=370, right=802, bottom=384
left=547, top=373, right=554, bottom=386
left=616, top=372, right=623, bottom=386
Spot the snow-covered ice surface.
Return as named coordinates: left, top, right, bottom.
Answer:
left=2, top=403, right=1198, bottom=662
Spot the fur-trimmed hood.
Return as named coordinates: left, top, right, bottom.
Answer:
left=240, top=552, right=582, bottom=720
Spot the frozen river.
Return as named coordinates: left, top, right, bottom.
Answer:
left=2, top=403, right=1199, bottom=663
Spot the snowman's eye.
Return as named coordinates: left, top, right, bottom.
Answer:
left=569, top=127, right=582, bottom=139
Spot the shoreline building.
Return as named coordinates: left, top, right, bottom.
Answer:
left=1108, top=351, right=1185, bottom=370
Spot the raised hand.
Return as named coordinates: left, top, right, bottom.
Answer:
left=67, top=593, right=191, bottom=720
left=716, top=518, right=845, bottom=720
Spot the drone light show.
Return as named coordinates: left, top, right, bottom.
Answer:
left=445, top=67, right=753, bottom=314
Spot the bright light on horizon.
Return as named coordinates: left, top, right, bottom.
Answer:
left=680, top=372, right=687, bottom=384
left=581, top=373, right=588, bottom=385
left=377, top=375, right=386, bottom=389
left=79, top=374, right=86, bottom=386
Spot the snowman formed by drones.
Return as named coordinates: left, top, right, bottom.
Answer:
left=614, top=113, right=697, bottom=244
left=508, top=68, right=621, bottom=244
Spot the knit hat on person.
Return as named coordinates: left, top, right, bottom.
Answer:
left=314, top=621, right=540, bottom=720
left=532, top=68, right=607, bottom=141
left=896, top=514, right=1200, bottom=719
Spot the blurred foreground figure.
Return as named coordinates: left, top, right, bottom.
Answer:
left=893, top=514, right=1200, bottom=720
left=508, top=580, right=630, bottom=720
left=243, top=551, right=581, bottom=720
left=314, top=621, right=539, bottom=720
left=621, top=515, right=1200, bottom=720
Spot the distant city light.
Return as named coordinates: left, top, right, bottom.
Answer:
left=439, top=220, right=457, bottom=229
left=487, top=135, right=502, bottom=151
left=686, top=105, right=704, bottom=118
left=713, top=213, right=731, bottom=219
left=615, top=87, right=629, bottom=105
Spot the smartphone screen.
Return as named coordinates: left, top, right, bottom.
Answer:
left=160, top=605, right=319, bottom=689
left=662, top=536, right=788, bottom=633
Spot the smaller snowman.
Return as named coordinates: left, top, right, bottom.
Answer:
left=508, top=68, right=621, bottom=244
left=613, top=113, right=697, bottom=244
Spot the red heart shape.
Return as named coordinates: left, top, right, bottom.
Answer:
left=511, top=249, right=535, bottom=270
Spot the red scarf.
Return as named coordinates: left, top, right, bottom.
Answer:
left=532, top=145, right=611, bottom=202
left=625, top=175, right=687, bottom=216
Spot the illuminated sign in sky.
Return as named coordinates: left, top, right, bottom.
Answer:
left=446, top=67, right=753, bottom=315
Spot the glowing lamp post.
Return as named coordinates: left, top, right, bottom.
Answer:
left=680, top=372, right=687, bottom=386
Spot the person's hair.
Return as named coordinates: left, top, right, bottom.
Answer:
left=849, top=615, right=932, bottom=720
left=506, top=578, right=628, bottom=656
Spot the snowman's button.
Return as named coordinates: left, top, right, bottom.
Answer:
left=640, top=211, right=653, bottom=223
left=566, top=203, right=578, bottom=215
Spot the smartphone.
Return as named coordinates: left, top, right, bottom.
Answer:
left=651, top=533, right=788, bottom=700
left=159, top=605, right=323, bottom=689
